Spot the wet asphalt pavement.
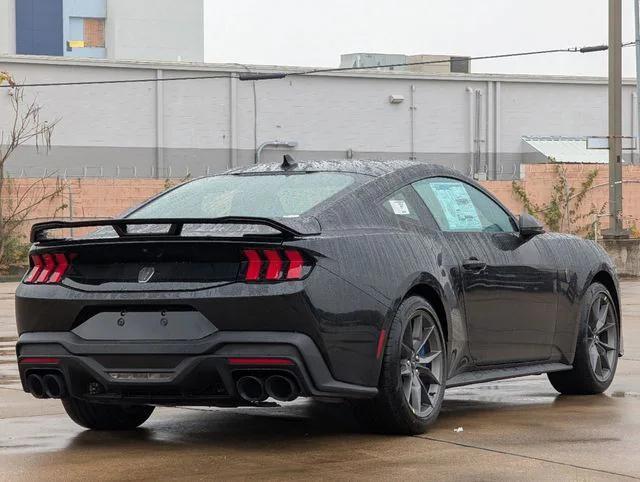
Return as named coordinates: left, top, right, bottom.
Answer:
left=1, top=281, right=640, bottom=481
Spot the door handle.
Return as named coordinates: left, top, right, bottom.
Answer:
left=462, top=258, right=487, bottom=272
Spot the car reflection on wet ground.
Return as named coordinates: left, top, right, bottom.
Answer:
left=1, top=281, right=640, bottom=481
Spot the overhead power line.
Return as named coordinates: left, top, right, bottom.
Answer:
left=293, top=45, right=610, bottom=77
left=0, top=73, right=231, bottom=88
left=0, top=42, right=632, bottom=88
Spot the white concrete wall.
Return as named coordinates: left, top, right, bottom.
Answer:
left=0, top=56, right=637, bottom=178
left=106, top=0, right=204, bottom=62
left=0, top=0, right=16, bottom=55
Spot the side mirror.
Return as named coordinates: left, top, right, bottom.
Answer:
left=519, top=212, right=545, bottom=237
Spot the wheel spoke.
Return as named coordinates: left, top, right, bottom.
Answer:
left=594, top=301, right=609, bottom=333
left=400, top=360, right=412, bottom=376
left=415, top=326, right=434, bottom=355
left=417, top=365, right=441, bottom=385
left=417, top=350, right=441, bottom=366
left=411, top=316, right=423, bottom=351
left=595, top=339, right=615, bottom=352
left=402, top=373, right=412, bottom=400
left=417, top=376, right=433, bottom=407
left=410, top=374, right=422, bottom=412
left=401, top=342, right=414, bottom=357
left=589, top=343, right=600, bottom=373
left=596, top=344, right=611, bottom=371
left=596, top=322, right=615, bottom=336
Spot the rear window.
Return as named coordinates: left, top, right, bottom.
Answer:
left=129, top=172, right=361, bottom=219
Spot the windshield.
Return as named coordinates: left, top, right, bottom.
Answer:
left=129, top=172, right=362, bottom=219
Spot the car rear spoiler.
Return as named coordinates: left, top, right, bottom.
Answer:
left=30, top=216, right=322, bottom=243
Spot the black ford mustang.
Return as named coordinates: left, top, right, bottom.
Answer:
left=15, top=160, right=622, bottom=434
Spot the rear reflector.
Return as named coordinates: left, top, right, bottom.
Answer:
left=19, top=357, right=60, bottom=365
left=24, top=252, right=73, bottom=284
left=376, top=329, right=387, bottom=359
left=241, top=248, right=310, bottom=282
left=227, top=357, right=295, bottom=366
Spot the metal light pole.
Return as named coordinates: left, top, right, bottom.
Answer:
left=604, top=0, right=628, bottom=238
left=635, top=0, right=640, bottom=163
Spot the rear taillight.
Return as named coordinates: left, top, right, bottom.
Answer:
left=241, top=248, right=311, bottom=282
left=24, top=252, right=73, bottom=284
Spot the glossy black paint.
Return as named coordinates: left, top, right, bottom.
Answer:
left=15, top=161, right=621, bottom=405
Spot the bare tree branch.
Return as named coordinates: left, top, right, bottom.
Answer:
left=0, top=73, right=64, bottom=265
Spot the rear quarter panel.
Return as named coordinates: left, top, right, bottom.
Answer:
left=294, top=228, right=469, bottom=381
left=542, top=233, right=620, bottom=363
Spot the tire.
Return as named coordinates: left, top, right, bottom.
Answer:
left=354, top=296, right=447, bottom=435
left=62, top=397, right=155, bottom=430
left=548, top=282, right=619, bottom=395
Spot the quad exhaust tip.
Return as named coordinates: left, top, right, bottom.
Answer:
left=43, top=373, right=66, bottom=399
left=236, top=376, right=267, bottom=402
left=265, top=375, right=299, bottom=402
left=26, top=374, right=46, bottom=399
left=236, top=374, right=300, bottom=403
left=26, top=373, right=67, bottom=399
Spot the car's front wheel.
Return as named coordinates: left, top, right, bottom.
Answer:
left=548, top=282, right=619, bottom=395
left=62, top=397, right=155, bottom=430
left=355, top=296, right=446, bottom=435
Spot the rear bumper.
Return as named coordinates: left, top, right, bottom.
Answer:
left=16, top=331, right=378, bottom=405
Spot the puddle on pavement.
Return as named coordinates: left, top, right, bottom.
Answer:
left=611, top=391, right=640, bottom=398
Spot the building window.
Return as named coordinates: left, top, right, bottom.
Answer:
left=68, top=17, right=105, bottom=50
left=83, top=18, right=105, bottom=48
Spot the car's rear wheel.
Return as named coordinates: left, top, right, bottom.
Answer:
left=548, top=282, right=619, bottom=395
left=62, top=397, right=154, bottom=430
left=355, top=296, right=446, bottom=435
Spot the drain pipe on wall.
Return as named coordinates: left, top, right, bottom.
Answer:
left=409, top=84, right=416, bottom=160
left=255, top=141, right=298, bottom=164
left=635, top=0, right=640, bottom=163
left=466, top=87, right=475, bottom=177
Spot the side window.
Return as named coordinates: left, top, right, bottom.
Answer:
left=381, top=186, right=421, bottom=223
left=412, top=177, right=516, bottom=233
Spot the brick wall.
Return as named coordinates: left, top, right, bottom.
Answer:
left=486, top=164, right=640, bottom=233
left=2, top=178, right=166, bottom=242
left=4, top=164, right=640, bottom=244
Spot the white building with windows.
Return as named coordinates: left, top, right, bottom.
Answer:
left=0, top=0, right=204, bottom=62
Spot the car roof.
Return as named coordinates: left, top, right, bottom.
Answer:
left=226, top=159, right=462, bottom=178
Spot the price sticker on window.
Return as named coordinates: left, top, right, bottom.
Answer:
left=389, top=199, right=411, bottom=215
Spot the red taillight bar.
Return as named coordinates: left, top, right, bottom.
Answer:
left=48, top=253, right=69, bottom=283
left=24, top=254, right=43, bottom=283
left=243, top=249, right=262, bottom=281
left=227, top=357, right=295, bottom=366
left=24, top=252, right=73, bottom=284
left=263, top=249, right=283, bottom=280
left=19, top=357, right=60, bottom=365
left=285, top=249, right=304, bottom=279
left=241, top=248, right=309, bottom=282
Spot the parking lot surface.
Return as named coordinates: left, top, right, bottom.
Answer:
left=1, top=280, right=640, bottom=481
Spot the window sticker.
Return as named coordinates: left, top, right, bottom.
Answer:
left=389, top=199, right=410, bottom=215
left=429, top=182, right=482, bottom=230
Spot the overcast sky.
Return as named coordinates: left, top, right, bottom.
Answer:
left=204, top=0, right=638, bottom=77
